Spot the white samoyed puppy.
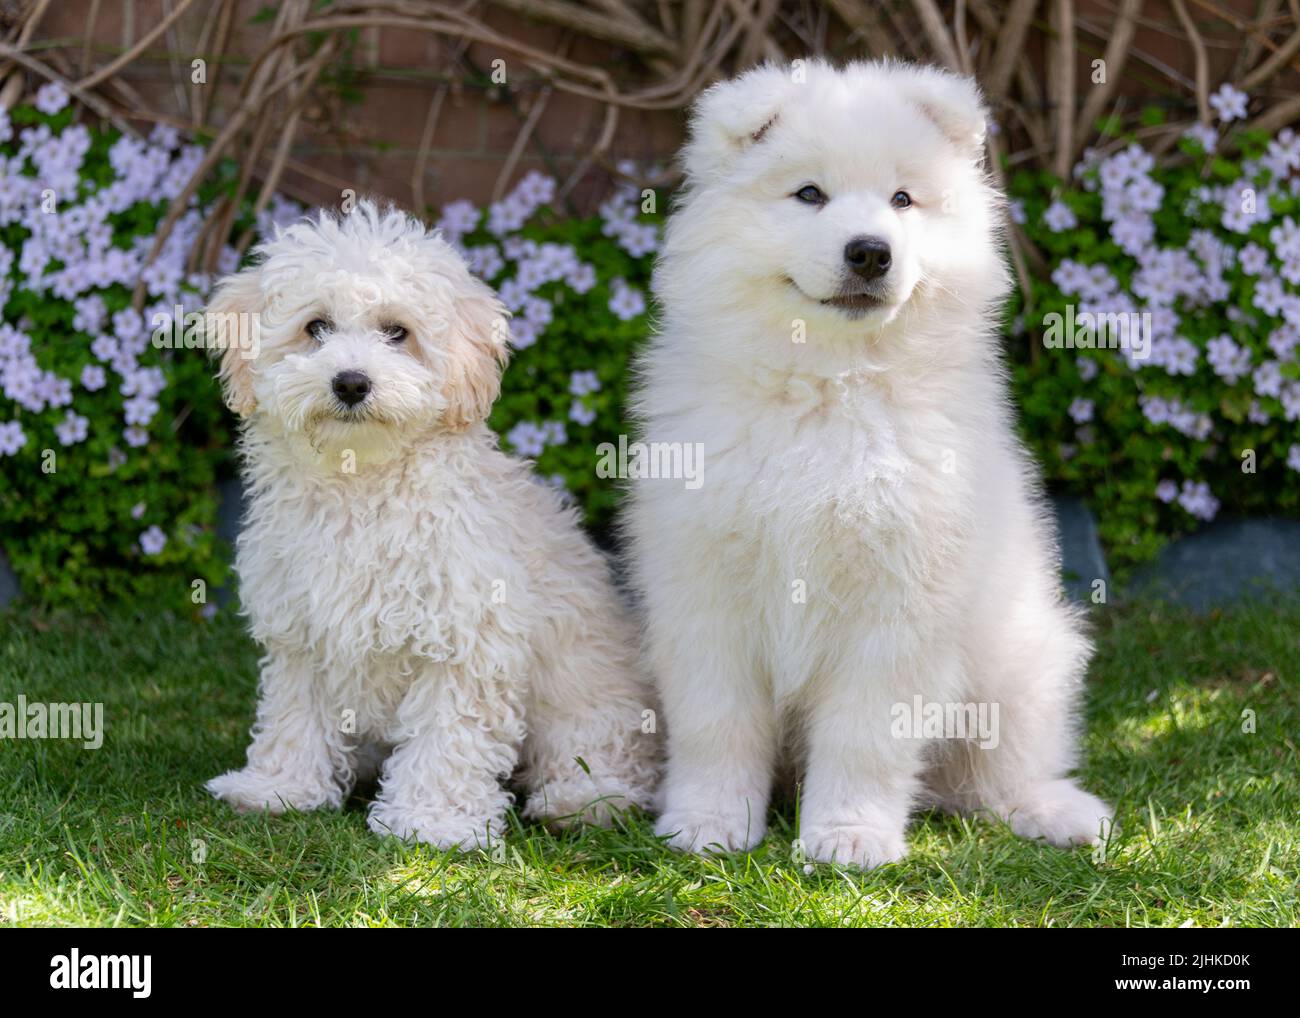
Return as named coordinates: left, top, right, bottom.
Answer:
left=204, top=201, right=658, bottom=849
left=627, top=60, right=1112, bottom=868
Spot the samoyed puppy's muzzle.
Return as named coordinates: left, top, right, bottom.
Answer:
left=783, top=194, right=918, bottom=323
left=819, top=235, right=893, bottom=315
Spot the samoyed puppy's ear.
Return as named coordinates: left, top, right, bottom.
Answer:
left=441, top=275, right=510, bottom=430
left=892, top=63, right=989, bottom=160
left=682, top=63, right=796, bottom=183
left=206, top=267, right=264, bottom=418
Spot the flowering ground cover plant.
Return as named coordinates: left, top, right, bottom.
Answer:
left=0, top=86, right=300, bottom=609
left=435, top=166, right=658, bottom=532
left=6, top=81, right=1298, bottom=606
left=1007, top=87, right=1300, bottom=572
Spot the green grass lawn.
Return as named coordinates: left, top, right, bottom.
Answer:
left=0, top=598, right=1296, bottom=927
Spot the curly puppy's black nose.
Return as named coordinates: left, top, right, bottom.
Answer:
left=844, top=236, right=892, bottom=281
left=331, top=370, right=371, bottom=407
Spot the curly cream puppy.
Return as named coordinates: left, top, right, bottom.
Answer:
left=204, top=201, right=657, bottom=849
left=627, top=60, right=1111, bottom=868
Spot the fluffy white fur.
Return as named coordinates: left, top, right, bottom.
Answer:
left=204, top=202, right=657, bottom=849
left=627, top=60, right=1112, bottom=868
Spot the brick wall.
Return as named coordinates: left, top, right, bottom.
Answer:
left=37, top=0, right=685, bottom=214
left=27, top=1, right=1300, bottom=216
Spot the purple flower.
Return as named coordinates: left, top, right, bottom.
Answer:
left=566, top=263, right=597, bottom=294
left=80, top=364, right=106, bottom=391
left=509, top=319, right=538, bottom=350
left=91, top=334, right=119, bottom=366
left=1252, top=360, right=1283, bottom=399
left=139, top=525, right=167, bottom=555
left=1043, top=201, right=1077, bottom=232
left=569, top=400, right=597, bottom=426
left=522, top=296, right=554, bottom=328
left=0, top=420, right=26, bottom=456
left=506, top=421, right=547, bottom=457
left=1177, top=480, right=1220, bottom=521
left=542, top=420, right=567, bottom=446
left=1239, top=243, right=1269, bottom=275
left=34, top=83, right=69, bottom=116
left=466, top=244, right=504, bottom=280
left=123, top=395, right=159, bottom=426
left=1209, top=84, right=1248, bottom=123
left=436, top=199, right=480, bottom=240
left=1206, top=334, right=1252, bottom=384
left=54, top=410, right=88, bottom=446
left=1183, top=123, right=1218, bottom=152
left=569, top=370, right=601, bottom=396
left=607, top=278, right=646, bottom=321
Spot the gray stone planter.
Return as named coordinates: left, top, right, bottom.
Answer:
left=0, top=548, right=18, bottom=608
left=1129, top=517, right=1300, bottom=612
left=1052, top=495, right=1110, bottom=603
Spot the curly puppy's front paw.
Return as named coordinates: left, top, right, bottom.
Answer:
left=654, top=809, right=765, bottom=855
left=206, top=768, right=337, bottom=815
left=799, top=823, right=908, bottom=869
left=523, top=780, right=645, bottom=829
left=366, top=804, right=503, bottom=852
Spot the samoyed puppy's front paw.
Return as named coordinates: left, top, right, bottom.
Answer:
left=655, top=809, right=766, bottom=855
left=366, top=803, right=503, bottom=852
left=800, top=823, right=908, bottom=869
left=206, top=768, right=338, bottom=814
left=998, top=779, right=1114, bottom=847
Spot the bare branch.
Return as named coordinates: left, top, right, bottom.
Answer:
left=1074, top=0, right=1143, bottom=155
left=1050, top=0, right=1075, bottom=179
left=1173, top=0, right=1211, bottom=123
left=1242, top=1, right=1300, bottom=89
left=986, top=0, right=1036, bottom=98
left=910, top=0, right=962, bottom=72
left=485, top=0, right=677, bottom=58
left=76, top=0, right=201, bottom=90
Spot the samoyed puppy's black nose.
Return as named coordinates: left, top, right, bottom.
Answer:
left=331, top=370, right=371, bottom=406
left=844, top=236, right=892, bottom=280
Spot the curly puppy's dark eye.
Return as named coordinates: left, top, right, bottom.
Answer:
left=384, top=324, right=408, bottom=344
left=891, top=190, right=913, bottom=210
left=306, top=318, right=330, bottom=340
left=794, top=184, right=828, bottom=206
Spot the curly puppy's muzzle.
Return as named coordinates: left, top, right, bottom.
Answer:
left=331, top=370, right=371, bottom=409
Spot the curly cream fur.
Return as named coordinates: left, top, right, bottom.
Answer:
left=205, top=201, right=658, bottom=849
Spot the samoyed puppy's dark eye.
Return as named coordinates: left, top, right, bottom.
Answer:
left=891, top=190, right=913, bottom=209
left=384, top=324, right=408, bottom=344
left=794, top=184, right=828, bottom=205
left=306, top=318, right=331, bottom=340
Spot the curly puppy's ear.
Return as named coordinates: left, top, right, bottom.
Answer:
left=894, top=65, right=989, bottom=160
left=442, top=278, right=510, bottom=430
left=682, top=63, right=795, bottom=183
left=205, top=267, right=264, bottom=418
